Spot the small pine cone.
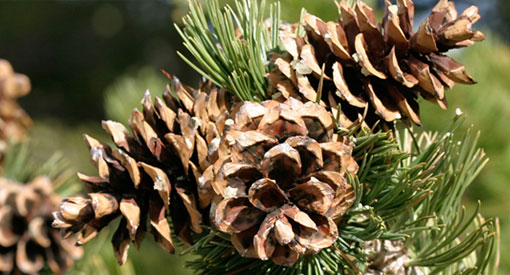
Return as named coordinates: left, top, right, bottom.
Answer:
left=53, top=77, right=230, bottom=264
left=0, top=177, right=82, bottom=274
left=268, top=0, right=483, bottom=128
left=0, top=59, right=32, bottom=166
left=209, top=98, right=358, bottom=266
left=361, top=240, right=423, bottom=275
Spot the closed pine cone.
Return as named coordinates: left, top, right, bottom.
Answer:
left=208, top=98, right=358, bottom=266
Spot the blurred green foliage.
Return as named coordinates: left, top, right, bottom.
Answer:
left=104, top=67, right=168, bottom=123
left=0, top=0, right=196, bottom=124
left=173, top=0, right=374, bottom=22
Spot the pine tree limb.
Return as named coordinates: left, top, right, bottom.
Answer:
left=183, top=113, right=500, bottom=274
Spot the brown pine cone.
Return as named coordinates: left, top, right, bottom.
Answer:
left=0, top=59, right=31, bottom=168
left=208, top=98, right=358, bottom=266
left=268, top=0, right=483, bottom=128
left=0, top=177, right=82, bottom=274
left=53, top=77, right=230, bottom=264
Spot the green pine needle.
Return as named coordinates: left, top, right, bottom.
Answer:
left=183, top=229, right=362, bottom=275
left=175, top=0, right=280, bottom=101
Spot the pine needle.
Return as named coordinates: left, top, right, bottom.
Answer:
left=175, top=0, right=280, bottom=101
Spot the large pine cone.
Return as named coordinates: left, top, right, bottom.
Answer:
left=0, top=60, right=31, bottom=167
left=208, top=98, right=358, bottom=266
left=0, top=177, right=82, bottom=274
left=268, top=0, right=483, bottom=127
left=53, top=77, right=230, bottom=264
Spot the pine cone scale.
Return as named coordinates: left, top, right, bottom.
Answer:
left=16, top=236, right=44, bottom=274
left=149, top=197, right=174, bottom=253
left=249, top=178, right=287, bottom=212
left=110, top=218, right=129, bottom=265
left=119, top=198, right=141, bottom=238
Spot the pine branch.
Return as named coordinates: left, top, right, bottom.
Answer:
left=183, top=114, right=499, bottom=274
left=392, top=115, right=499, bottom=274
left=120, top=0, right=499, bottom=273
left=175, top=0, right=280, bottom=101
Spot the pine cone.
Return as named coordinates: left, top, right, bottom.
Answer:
left=361, top=240, right=423, bottom=275
left=0, top=59, right=31, bottom=167
left=0, top=176, right=82, bottom=274
left=268, top=0, right=483, bottom=127
left=53, top=77, right=230, bottom=264
left=209, top=98, right=358, bottom=266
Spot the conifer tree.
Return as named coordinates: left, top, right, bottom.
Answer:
left=51, top=0, right=500, bottom=274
